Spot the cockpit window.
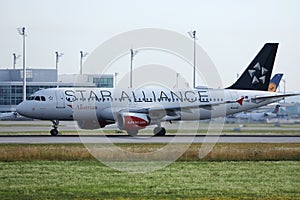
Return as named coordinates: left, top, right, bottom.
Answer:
left=27, top=96, right=34, bottom=100
left=27, top=95, right=46, bottom=101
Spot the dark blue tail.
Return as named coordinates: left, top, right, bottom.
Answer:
left=272, top=105, right=280, bottom=114
left=268, top=73, right=283, bottom=92
left=227, top=43, right=279, bottom=91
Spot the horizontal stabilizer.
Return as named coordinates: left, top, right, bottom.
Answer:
left=252, top=93, right=300, bottom=101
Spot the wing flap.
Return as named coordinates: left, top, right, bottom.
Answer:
left=128, top=100, right=235, bottom=116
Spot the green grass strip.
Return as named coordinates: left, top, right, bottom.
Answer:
left=0, top=160, right=299, bottom=199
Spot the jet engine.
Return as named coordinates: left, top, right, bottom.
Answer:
left=117, top=112, right=150, bottom=131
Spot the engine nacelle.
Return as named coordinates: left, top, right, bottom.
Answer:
left=77, top=120, right=113, bottom=130
left=117, top=112, right=150, bottom=131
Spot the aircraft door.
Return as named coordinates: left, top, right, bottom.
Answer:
left=55, top=90, right=65, bottom=108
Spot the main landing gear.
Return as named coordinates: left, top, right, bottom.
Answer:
left=50, top=120, right=59, bottom=136
left=153, top=127, right=166, bottom=136
left=153, top=121, right=166, bottom=136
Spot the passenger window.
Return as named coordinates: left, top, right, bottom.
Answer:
left=35, top=96, right=40, bottom=101
left=41, top=96, right=46, bottom=101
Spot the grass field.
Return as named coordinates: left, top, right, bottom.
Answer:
left=0, top=125, right=299, bottom=199
left=0, top=160, right=299, bottom=199
left=0, top=143, right=299, bottom=161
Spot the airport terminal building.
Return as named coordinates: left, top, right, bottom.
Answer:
left=0, top=69, right=113, bottom=112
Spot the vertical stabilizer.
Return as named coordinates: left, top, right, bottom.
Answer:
left=272, top=105, right=280, bottom=114
left=227, top=43, right=278, bottom=91
left=268, top=73, right=283, bottom=92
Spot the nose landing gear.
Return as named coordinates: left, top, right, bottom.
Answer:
left=50, top=120, right=59, bottom=136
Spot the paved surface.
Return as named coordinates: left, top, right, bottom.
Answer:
left=0, top=135, right=299, bottom=144
left=1, top=120, right=300, bottom=133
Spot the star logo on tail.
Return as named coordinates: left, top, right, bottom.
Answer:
left=248, top=62, right=268, bottom=85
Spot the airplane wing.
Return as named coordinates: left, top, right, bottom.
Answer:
left=251, top=93, right=300, bottom=101
left=126, top=99, right=239, bottom=119
left=122, top=93, right=299, bottom=120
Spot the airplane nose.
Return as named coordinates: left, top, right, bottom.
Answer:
left=16, top=101, right=30, bottom=117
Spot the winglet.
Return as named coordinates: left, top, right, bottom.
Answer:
left=236, top=96, right=245, bottom=106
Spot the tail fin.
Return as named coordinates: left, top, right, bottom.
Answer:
left=272, top=105, right=280, bottom=114
left=268, top=73, right=283, bottom=92
left=227, top=43, right=278, bottom=91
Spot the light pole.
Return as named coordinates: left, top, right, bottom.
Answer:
left=282, top=79, right=286, bottom=103
left=188, top=30, right=197, bottom=89
left=12, top=53, right=21, bottom=69
left=176, top=73, right=179, bottom=88
left=130, top=48, right=138, bottom=88
left=80, top=51, right=88, bottom=75
left=114, top=72, right=118, bottom=88
left=17, top=27, right=26, bottom=101
left=55, top=51, right=64, bottom=81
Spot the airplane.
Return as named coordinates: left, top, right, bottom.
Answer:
left=16, top=43, right=299, bottom=136
left=233, top=104, right=280, bottom=122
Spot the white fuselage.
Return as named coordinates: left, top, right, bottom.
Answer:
left=16, top=87, right=284, bottom=123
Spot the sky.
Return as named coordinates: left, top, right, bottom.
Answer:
left=0, top=0, right=299, bottom=92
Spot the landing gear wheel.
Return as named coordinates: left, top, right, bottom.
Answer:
left=127, top=130, right=138, bottom=136
left=153, top=127, right=166, bottom=136
left=50, top=120, right=60, bottom=136
left=50, top=129, right=59, bottom=136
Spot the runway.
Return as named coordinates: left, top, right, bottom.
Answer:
left=2, top=121, right=300, bottom=133
left=1, top=135, right=299, bottom=144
